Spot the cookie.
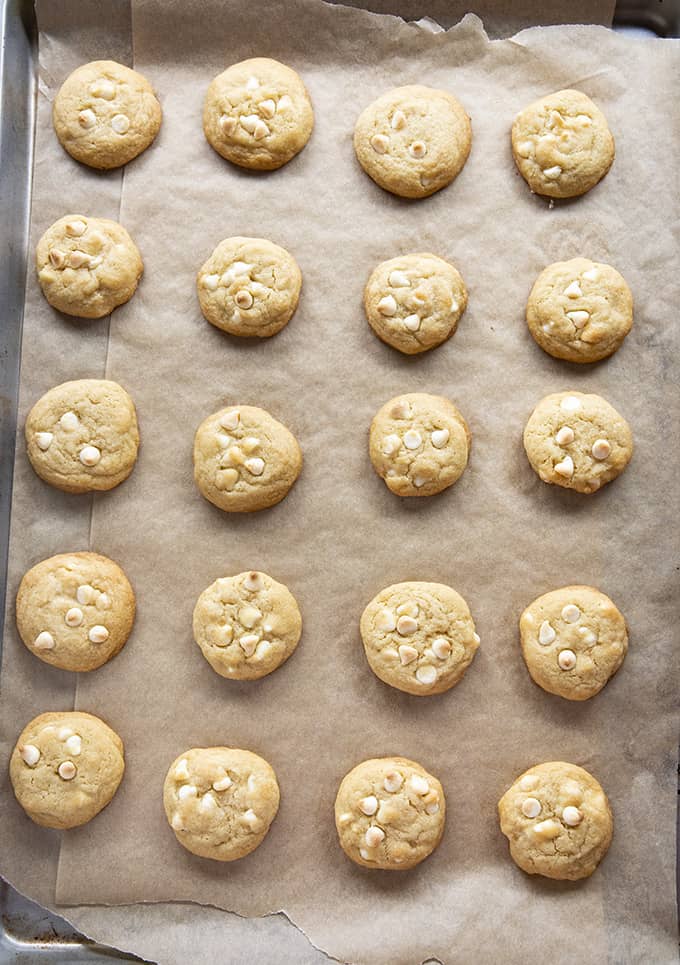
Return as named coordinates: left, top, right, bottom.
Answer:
left=360, top=581, right=479, bottom=696
left=193, top=570, right=302, bottom=680
left=335, top=757, right=445, bottom=870
left=369, top=393, right=470, bottom=497
left=523, top=391, right=632, bottom=494
left=10, top=711, right=125, bottom=829
left=25, top=379, right=140, bottom=494
left=193, top=404, right=302, bottom=513
left=512, top=89, right=615, bottom=199
left=527, top=258, right=633, bottom=363
left=519, top=585, right=627, bottom=700
left=16, top=552, right=135, bottom=672
left=203, top=57, right=313, bottom=171
left=353, top=85, right=471, bottom=199
left=36, top=215, right=143, bottom=319
left=163, top=747, right=280, bottom=861
left=52, top=60, right=162, bottom=170
left=364, top=253, right=467, bottom=355
left=197, top=236, right=301, bottom=338
left=498, top=761, right=613, bottom=880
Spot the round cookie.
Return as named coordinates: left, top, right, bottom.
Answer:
left=512, top=89, right=615, bottom=199
left=52, top=60, right=162, bottom=170
left=163, top=747, right=280, bottom=861
left=527, top=258, right=633, bottom=363
left=364, top=253, right=467, bottom=355
left=369, top=393, right=470, bottom=497
left=10, top=711, right=125, bottom=829
left=193, top=404, right=302, bottom=513
left=523, top=391, right=632, bottom=494
left=203, top=57, right=313, bottom=171
left=361, top=581, right=479, bottom=696
left=193, top=570, right=302, bottom=680
left=197, top=236, right=301, bottom=338
left=25, top=379, right=140, bottom=494
left=16, top=552, right=135, bottom=672
left=520, top=585, right=627, bottom=701
left=335, top=757, right=445, bottom=870
left=354, top=85, right=471, bottom=199
left=36, top=215, right=143, bottom=319
left=498, top=761, right=613, bottom=880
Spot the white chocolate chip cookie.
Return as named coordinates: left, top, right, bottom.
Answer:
left=193, top=404, right=302, bottom=513
left=36, top=215, right=143, bottom=319
left=52, top=60, right=162, bottom=170
left=498, top=761, right=613, bottom=880
left=512, top=89, right=614, bottom=199
left=25, top=379, right=140, bottom=494
left=203, top=57, right=313, bottom=171
left=353, top=85, right=471, bottom=198
left=523, top=391, right=632, bottom=494
left=364, top=253, right=468, bottom=355
left=335, top=757, right=445, bottom=870
left=361, top=581, right=479, bottom=696
left=369, top=393, right=470, bottom=497
left=527, top=258, right=633, bottom=363
left=197, top=236, right=302, bottom=338
left=10, top=711, right=125, bottom=829
left=163, top=747, right=280, bottom=861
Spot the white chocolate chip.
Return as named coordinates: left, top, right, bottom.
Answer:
left=58, top=727, right=73, bottom=741
left=409, top=775, right=429, bottom=796
left=235, top=289, right=254, bottom=309
left=365, top=826, right=385, bottom=848
left=65, top=735, right=82, bottom=756
left=244, top=571, right=263, bottom=592
left=215, top=624, right=233, bottom=647
left=242, top=436, right=260, bottom=454
left=58, top=761, right=77, bottom=780
left=538, top=621, right=556, bottom=645
left=398, top=644, right=418, bottom=665
left=516, top=140, right=534, bottom=158
left=20, top=744, right=40, bottom=766
left=359, top=848, right=372, bottom=861
left=66, top=220, right=87, bottom=237
left=90, top=79, right=115, bottom=99
left=425, top=800, right=440, bottom=815
left=431, top=428, right=449, bottom=449
left=88, top=625, right=109, bottom=643
left=388, top=270, right=410, bottom=288
left=554, top=455, right=574, bottom=478
left=412, top=474, right=429, bottom=489
left=561, top=604, right=581, bottom=624
left=560, top=395, right=581, bottom=412
left=370, top=134, right=389, bottom=154
left=240, top=113, right=260, bottom=133
left=403, top=429, right=422, bottom=450
left=591, top=439, right=611, bottom=460
left=247, top=775, right=258, bottom=793
left=76, top=584, right=96, bottom=605
left=563, top=281, right=583, bottom=298
left=360, top=795, right=378, bottom=816
left=558, top=649, right=577, bottom=670
left=60, top=411, right=79, bottom=431
left=555, top=426, right=575, bottom=446
left=34, top=631, right=55, bottom=650
left=239, top=633, right=259, bottom=657
left=219, top=114, right=237, bottom=135
left=431, top=637, right=451, bottom=660
left=175, top=759, right=190, bottom=781
left=243, top=808, right=259, bottom=829
left=178, top=784, right=197, bottom=800
left=245, top=457, right=265, bottom=476
left=171, top=813, right=184, bottom=831
left=220, top=410, right=240, bottom=431
left=384, top=771, right=403, bottom=792
left=65, top=607, right=83, bottom=627
left=519, top=774, right=538, bottom=791
left=390, top=401, right=411, bottom=419
left=68, top=250, right=90, bottom=269
left=259, top=98, right=276, bottom=118
left=396, top=615, right=418, bottom=636
left=79, top=445, right=101, bottom=467
left=575, top=114, right=592, bottom=126
left=390, top=109, right=406, bottom=130
left=582, top=268, right=599, bottom=281
left=377, top=294, right=397, bottom=316
left=408, top=140, right=427, bottom=158
left=415, top=665, right=437, bottom=685
left=245, top=75, right=260, bottom=90
left=35, top=432, right=53, bottom=452
left=566, top=310, right=590, bottom=328
left=239, top=606, right=262, bottom=629
left=403, top=314, right=420, bottom=332
left=381, top=433, right=401, bottom=456
left=213, top=774, right=233, bottom=792
left=338, top=812, right=352, bottom=825
left=473, top=632, right=480, bottom=644
left=542, top=165, right=562, bottom=179
left=277, top=94, right=293, bottom=111
left=111, top=113, right=130, bottom=134
left=396, top=601, right=418, bottom=618
left=375, top=608, right=397, bottom=632
left=578, top=627, right=597, bottom=645
left=252, top=119, right=269, bottom=140
left=522, top=797, right=541, bottom=818
left=562, top=805, right=583, bottom=826
left=199, top=792, right=217, bottom=812
left=49, top=249, right=66, bottom=268
left=203, top=273, right=220, bottom=291
left=78, top=109, right=96, bottom=129
left=533, top=818, right=561, bottom=840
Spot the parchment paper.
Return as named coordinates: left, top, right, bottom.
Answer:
left=1, top=2, right=679, bottom=964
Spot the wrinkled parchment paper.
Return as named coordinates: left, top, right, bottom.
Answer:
left=1, top=1, right=679, bottom=964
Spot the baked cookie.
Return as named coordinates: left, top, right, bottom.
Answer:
left=10, top=711, right=125, bottom=829
left=523, top=391, right=632, bottom=494
left=16, top=552, right=135, bottom=672
left=369, top=393, right=470, bottom=497
left=335, top=757, right=445, bottom=870
left=512, top=89, right=615, bottom=199
left=361, top=581, right=479, bottom=696
left=193, top=404, right=302, bottom=513
left=203, top=57, right=313, bottom=171
left=364, top=253, right=467, bottom=355
left=527, top=258, right=633, bottom=363
left=197, top=237, right=301, bottom=338
left=193, top=570, right=302, bottom=680
left=498, top=761, right=613, bottom=880
left=25, top=379, right=140, bottom=494
left=52, top=60, right=162, bottom=170
left=520, top=585, right=627, bottom=700
left=353, top=85, right=471, bottom=199
left=163, top=747, right=280, bottom=861
left=36, top=215, right=143, bottom=319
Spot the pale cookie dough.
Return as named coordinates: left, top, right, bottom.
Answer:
left=498, top=761, right=613, bottom=880
left=335, top=757, right=445, bottom=870
left=361, top=581, right=480, bottom=696
left=520, top=585, right=627, bottom=700
left=16, top=552, right=136, bottom=672
left=193, top=404, right=302, bottom=513
left=527, top=258, right=633, bottom=363
left=523, top=391, right=632, bottom=494
left=512, top=89, right=615, bottom=199
left=25, top=379, right=140, bottom=494
left=193, top=570, right=302, bottom=680
left=369, top=393, right=470, bottom=497
left=197, top=236, right=301, bottom=338
left=163, top=747, right=280, bottom=861
left=364, top=253, right=468, bottom=355
left=10, top=711, right=125, bottom=829
left=203, top=57, right=313, bottom=171
left=52, top=60, right=162, bottom=170
left=36, top=215, right=143, bottom=319
left=354, top=85, right=471, bottom=199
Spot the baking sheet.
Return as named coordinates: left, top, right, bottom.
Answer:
left=1, top=1, right=679, bottom=964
